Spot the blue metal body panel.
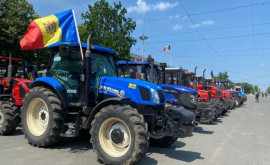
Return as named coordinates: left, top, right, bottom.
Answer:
left=158, top=84, right=198, bottom=94
left=48, top=42, right=116, bottom=55
left=29, top=77, right=65, bottom=91
left=117, top=61, right=158, bottom=67
left=99, top=76, right=164, bottom=105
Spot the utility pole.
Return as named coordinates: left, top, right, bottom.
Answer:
left=139, top=35, right=148, bottom=62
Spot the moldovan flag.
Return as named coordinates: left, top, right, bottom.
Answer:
left=210, top=70, right=214, bottom=79
left=163, top=45, right=170, bottom=51
left=20, top=10, right=79, bottom=50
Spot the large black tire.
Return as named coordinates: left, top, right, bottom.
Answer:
left=150, top=136, right=178, bottom=148
left=234, top=97, right=241, bottom=107
left=0, top=102, right=20, bottom=135
left=90, top=104, right=149, bottom=165
left=21, top=87, right=64, bottom=147
left=197, top=102, right=214, bottom=124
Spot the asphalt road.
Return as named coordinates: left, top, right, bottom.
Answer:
left=1, top=95, right=270, bottom=165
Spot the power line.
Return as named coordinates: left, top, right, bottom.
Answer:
left=73, top=0, right=88, bottom=10
left=149, top=22, right=270, bottom=38
left=179, top=0, right=222, bottom=57
left=142, top=1, right=270, bottom=23
left=147, top=32, right=270, bottom=44
left=250, top=0, right=256, bottom=56
left=144, top=42, right=270, bottom=56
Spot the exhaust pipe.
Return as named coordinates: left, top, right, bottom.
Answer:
left=150, top=58, right=154, bottom=83
left=7, top=53, right=13, bottom=87
left=82, top=34, right=92, bottom=111
left=193, top=66, right=197, bottom=90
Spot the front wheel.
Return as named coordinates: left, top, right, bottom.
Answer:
left=0, top=102, right=20, bottom=135
left=21, top=87, right=64, bottom=147
left=90, top=104, right=149, bottom=165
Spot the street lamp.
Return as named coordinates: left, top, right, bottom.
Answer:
left=139, top=35, right=148, bottom=62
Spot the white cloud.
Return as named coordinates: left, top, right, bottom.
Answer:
left=260, top=63, right=267, bottom=66
left=190, top=20, right=214, bottom=28
left=173, top=24, right=183, bottom=30
left=190, top=24, right=201, bottom=28
left=127, top=0, right=178, bottom=14
left=153, top=2, right=178, bottom=11
left=127, top=0, right=151, bottom=13
left=202, top=20, right=214, bottom=26
left=136, top=19, right=144, bottom=25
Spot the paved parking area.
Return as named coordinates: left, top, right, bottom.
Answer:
left=1, top=96, right=270, bottom=165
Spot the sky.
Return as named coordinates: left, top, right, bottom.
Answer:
left=27, top=0, right=270, bottom=91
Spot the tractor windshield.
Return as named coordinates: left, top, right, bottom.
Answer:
left=0, top=62, right=26, bottom=78
left=118, top=64, right=159, bottom=84
left=91, top=53, right=116, bottom=77
left=165, top=71, right=179, bottom=85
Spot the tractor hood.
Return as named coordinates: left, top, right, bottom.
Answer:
left=99, top=76, right=165, bottom=105
left=158, top=84, right=198, bottom=110
left=158, top=84, right=198, bottom=94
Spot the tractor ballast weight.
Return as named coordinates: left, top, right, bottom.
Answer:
left=21, top=35, right=195, bottom=164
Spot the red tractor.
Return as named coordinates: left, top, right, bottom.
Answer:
left=181, top=68, right=224, bottom=117
left=0, top=55, right=32, bottom=135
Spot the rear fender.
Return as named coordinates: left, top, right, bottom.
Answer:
left=29, top=77, right=68, bottom=108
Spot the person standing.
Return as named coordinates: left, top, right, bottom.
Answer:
left=255, top=92, right=260, bottom=103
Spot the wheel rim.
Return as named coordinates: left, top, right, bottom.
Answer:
left=0, top=110, right=4, bottom=126
left=99, top=118, right=131, bottom=157
left=26, top=98, right=49, bottom=136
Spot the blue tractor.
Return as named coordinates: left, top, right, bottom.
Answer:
left=116, top=60, right=215, bottom=124
left=20, top=36, right=196, bottom=164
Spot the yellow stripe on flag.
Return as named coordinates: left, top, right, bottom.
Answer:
left=34, top=15, right=62, bottom=47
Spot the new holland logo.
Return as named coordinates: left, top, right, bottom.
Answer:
left=43, top=21, right=56, bottom=35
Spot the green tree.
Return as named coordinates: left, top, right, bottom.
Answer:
left=235, top=82, right=253, bottom=94
left=80, top=0, right=136, bottom=58
left=146, top=54, right=152, bottom=62
left=253, top=85, right=259, bottom=93
left=0, top=0, right=49, bottom=66
left=214, top=71, right=229, bottom=81
left=267, top=86, right=270, bottom=93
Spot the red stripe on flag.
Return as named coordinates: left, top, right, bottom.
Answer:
left=163, top=47, right=166, bottom=51
left=20, top=21, right=44, bottom=50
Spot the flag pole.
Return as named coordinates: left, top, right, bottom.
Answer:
left=170, top=45, right=171, bottom=67
left=72, top=9, right=84, bottom=60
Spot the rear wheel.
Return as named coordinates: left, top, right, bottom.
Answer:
left=90, top=104, right=149, bottom=165
left=0, top=102, right=20, bottom=135
left=21, top=87, right=64, bottom=147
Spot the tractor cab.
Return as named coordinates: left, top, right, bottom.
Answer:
left=0, top=56, right=27, bottom=80
left=117, top=61, right=159, bottom=84
left=47, top=43, right=117, bottom=107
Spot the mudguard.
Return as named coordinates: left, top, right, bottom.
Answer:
left=29, top=77, right=68, bottom=108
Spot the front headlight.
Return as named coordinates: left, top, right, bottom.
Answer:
left=151, top=88, right=160, bottom=104
left=189, top=94, right=197, bottom=104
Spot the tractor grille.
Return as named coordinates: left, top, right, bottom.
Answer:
left=216, top=89, right=222, bottom=97
left=208, top=91, right=211, bottom=99
left=158, top=90, right=165, bottom=103
left=19, top=84, right=26, bottom=98
left=138, top=86, right=151, bottom=101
